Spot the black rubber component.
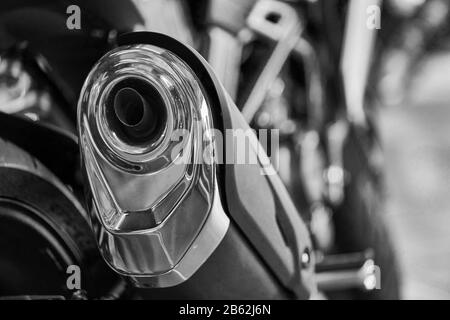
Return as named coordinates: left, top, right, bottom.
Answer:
left=0, top=200, right=73, bottom=297
left=0, top=138, right=117, bottom=298
left=0, top=112, right=80, bottom=189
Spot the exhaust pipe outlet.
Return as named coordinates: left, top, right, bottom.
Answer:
left=78, top=39, right=229, bottom=288
left=108, top=80, right=167, bottom=146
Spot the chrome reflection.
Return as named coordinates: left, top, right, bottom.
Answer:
left=78, top=44, right=229, bottom=287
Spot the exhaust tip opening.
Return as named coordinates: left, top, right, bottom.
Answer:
left=106, top=78, right=168, bottom=147
left=114, top=87, right=146, bottom=127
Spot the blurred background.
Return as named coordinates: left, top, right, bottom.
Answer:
left=0, top=0, right=449, bottom=300
left=381, top=56, right=450, bottom=299
left=378, top=0, right=450, bottom=299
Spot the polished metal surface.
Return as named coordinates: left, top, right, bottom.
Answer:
left=78, top=44, right=229, bottom=287
left=316, top=259, right=379, bottom=292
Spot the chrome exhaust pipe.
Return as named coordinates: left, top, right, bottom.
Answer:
left=78, top=32, right=314, bottom=298
left=78, top=40, right=229, bottom=288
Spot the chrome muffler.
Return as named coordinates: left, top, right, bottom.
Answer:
left=78, top=39, right=229, bottom=288
left=78, top=32, right=314, bottom=298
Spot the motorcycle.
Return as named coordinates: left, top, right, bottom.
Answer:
left=0, top=0, right=400, bottom=300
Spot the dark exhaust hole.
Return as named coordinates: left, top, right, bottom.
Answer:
left=114, top=88, right=146, bottom=127
left=106, top=78, right=167, bottom=146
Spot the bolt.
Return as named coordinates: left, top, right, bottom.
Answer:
left=301, top=248, right=311, bottom=269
